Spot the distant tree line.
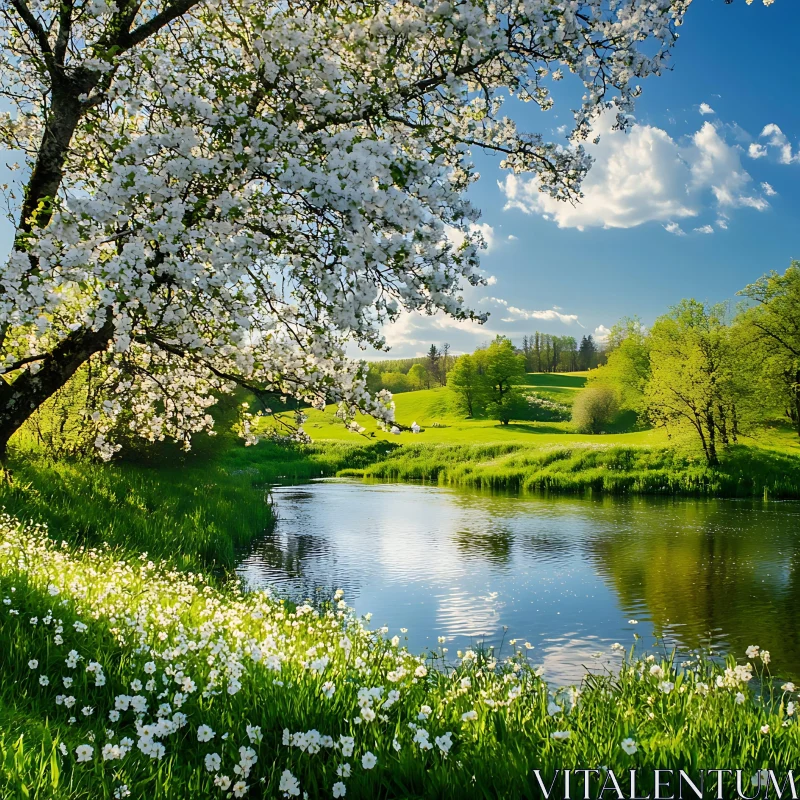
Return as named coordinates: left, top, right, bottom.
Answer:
left=370, top=333, right=604, bottom=396
left=520, top=333, right=605, bottom=372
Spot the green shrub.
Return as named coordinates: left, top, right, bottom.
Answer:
left=572, top=386, right=620, bottom=434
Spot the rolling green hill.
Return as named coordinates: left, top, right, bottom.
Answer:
left=519, top=371, right=589, bottom=388
left=276, top=382, right=663, bottom=446
left=252, top=373, right=800, bottom=498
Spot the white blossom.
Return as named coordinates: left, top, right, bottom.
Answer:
left=0, top=0, right=690, bottom=451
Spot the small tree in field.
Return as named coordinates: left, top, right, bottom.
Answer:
left=572, top=386, right=619, bottom=434
left=0, top=0, right=690, bottom=462
left=447, top=353, right=486, bottom=418
left=488, top=389, right=530, bottom=426
left=588, top=316, right=650, bottom=415
left=483, top=336, right=526, bottom=402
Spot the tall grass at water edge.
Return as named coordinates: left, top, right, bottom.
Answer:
left=0, top=440, right=400, bottom=571
left=339, top=442, right=800, bottom=499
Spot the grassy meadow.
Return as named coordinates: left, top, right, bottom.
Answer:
left=260, top=374, right=800, bottom=499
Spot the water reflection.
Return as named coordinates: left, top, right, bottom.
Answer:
left=236, top=480, right=800, bottom=685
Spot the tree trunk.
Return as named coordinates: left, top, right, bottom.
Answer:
left=695, top=419, right=710, bottom=466
left=705, top=408, right=718, bottom=467
left=716, top=404, right=729, bottom=446
left=17, top=83, right=89, bottom=236
left=0, top=320, right=113, bottom=464
left=794, top=370, right=800, bottom=440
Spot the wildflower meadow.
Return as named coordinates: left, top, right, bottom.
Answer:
left=2, top=512, right=799, bottom=799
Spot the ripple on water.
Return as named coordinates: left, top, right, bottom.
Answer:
left=237, top=480, right=800, bottom=685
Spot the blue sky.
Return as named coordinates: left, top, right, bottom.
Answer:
left=380, top=0, right=800, bottom=358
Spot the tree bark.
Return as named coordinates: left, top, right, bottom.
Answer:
left=793, top=369, right=800, bottom=440
left=705, top=408, right=718, bottom=467
left=17, top=79, right=91, bottom=235
left=0, top=320, right=113, bottom=462
left=716, top=403, right=729, bottom=447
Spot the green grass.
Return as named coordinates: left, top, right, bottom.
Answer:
left=519, top=371, right=589, bottom=388
left=0, top=457, right=272, bottom=572
left=294, top=386, right=662, bottom=446
left=252, top=385, right=800, bottom=498
left=339, top=441, right=800, bottom=498
left=527, top=385, right=581, bottom=407
left=2, top=513, right=800, bottom=800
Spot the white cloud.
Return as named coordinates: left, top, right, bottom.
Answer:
left=499, top=113, right=770, bottom=231
left=699, top=103, right=715, bottom=116
left=694, top=224, right=714, bottom=234
left=594, top=325, right=611, bottom=344
left=446, top=222, right=496, bottom=252
left=737, top=195, right=769, bottom=211
left=664, top=222, right=686, bottom=236
left=761, top=181, right=777, bottom=196
left=759, top=123, right=800, bottom=164
left=472, top=222, right=495, bottom=251
left=373, top=309, right=500, bottom=357
left=748, top=143, right=767, bottom=159
left=716, top=218, right=728, bottom=230
left=507, top=234, right=518, bottom=241
left=365, top=293, right=584, bottom=358
left=688, top=122, right=763, bottom=209
left=485, top=275, right=497, bottom=286
left=485, top=297, right=581, bottom=326
left=507, top=307, right=581, bottom=325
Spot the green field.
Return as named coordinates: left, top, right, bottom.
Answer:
left=519, top=371, right=588, bottom=388
left=256, top=375, right=800, bottom=498
left=300, top=379, right=661, bottom=446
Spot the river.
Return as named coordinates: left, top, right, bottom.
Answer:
left=236, top=479, right=800, bottom=685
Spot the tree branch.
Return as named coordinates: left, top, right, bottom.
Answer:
left=118, top=0, right=201, bottom=51
left=9, top=0, right=55, bottom=73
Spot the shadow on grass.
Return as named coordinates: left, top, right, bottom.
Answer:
left=0, top=455, right=273, bottom=570
left=502, top=423, right=568, bottom=435
left=0, top=439, right=404, bottom=570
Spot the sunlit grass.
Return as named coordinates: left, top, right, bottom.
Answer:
left=249, top=382, right=800, bottom=498
left=0, top=457, right=272, bottom=571
left=284, top=386, right=665, bottom=446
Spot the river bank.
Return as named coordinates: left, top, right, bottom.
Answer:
left=336, top=440, right=800, bottom=498
left=253, top=383, right=800, bottom=499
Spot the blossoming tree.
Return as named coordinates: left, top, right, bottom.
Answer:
left=0, top=0, right=690, bottom=460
